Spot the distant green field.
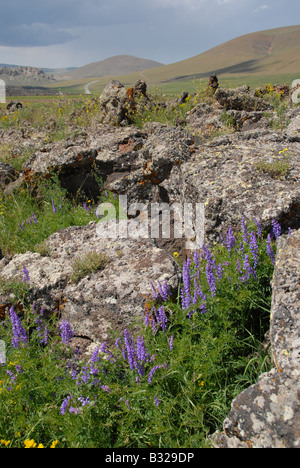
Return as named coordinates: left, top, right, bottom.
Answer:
left=45, top=73, right=298, bottom=98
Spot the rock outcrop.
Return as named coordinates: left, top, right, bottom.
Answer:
left=0, top=221, right=180, bottom=351
left=99, top=80, right=132, bottom=126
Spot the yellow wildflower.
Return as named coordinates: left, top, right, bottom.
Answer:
left=50, top=440, right=59, bottom=448
left=0, top=439, right=11, bottom=446
left=173, top=252, right=179, bottom=259
left=24, top=439, right=37, bottom=448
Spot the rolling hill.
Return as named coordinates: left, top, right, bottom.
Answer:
left=62, top=55, right=164, bottom=80
left=134, top=25, right=300, bottom=85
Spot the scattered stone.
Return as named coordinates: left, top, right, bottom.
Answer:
left=208, top=74, right=219, bottom=92
left=6, top=100, right=23, bottom=111
left=0, top=162, right=17, bottom=188
left=215, top=85, right=272, bottom=112
left=99, top=80, right=131, bottom=126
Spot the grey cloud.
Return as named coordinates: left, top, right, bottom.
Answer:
left=0, top=23, right=76, bottom=47
left=0, top=0, right=152, bottom=47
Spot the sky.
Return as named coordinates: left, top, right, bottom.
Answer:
left=0, top=0, right=299, bottom=69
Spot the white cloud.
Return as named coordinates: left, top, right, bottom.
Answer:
left=254, top=4, right=270, bottom=14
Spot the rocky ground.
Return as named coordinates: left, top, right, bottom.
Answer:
left=0, top=80, right=299, bottom=447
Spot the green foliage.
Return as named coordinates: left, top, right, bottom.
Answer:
left=130, top=92, right=194, bottom=128
left=0, top=219, right=277, bottom=448
left=0, top=174, right=113, bottom=256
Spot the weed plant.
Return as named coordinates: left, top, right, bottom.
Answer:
left=0, top=217, right=284, bottom=448
left=0, top=173, right=121, bottom=256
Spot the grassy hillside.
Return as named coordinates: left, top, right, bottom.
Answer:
left=135, top=25, right=300, bottom=83
left=48, top=25, right=300, bottom=96
left=63, top=55, right=164, bottom=80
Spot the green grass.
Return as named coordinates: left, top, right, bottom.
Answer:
left=70, top=252, right=110, bottom=283
left=0, top=173, right=119, bottom=256
left=0, top=215, right=277, bottom=448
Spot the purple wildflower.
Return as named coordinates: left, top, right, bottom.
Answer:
left=78, top=396, right=90, bottom=407
left=266, top=234, right=275, bottom=265
left=193, top=278, right=203, bottom=305
left=90, top=347, right=100, bottom=375
left=206, top=263, right=216, bottom=297
left=236, top=258, right=242, bottom=273
left=136, top=336, right=148, bottom=364
left=226, top=226, right=236, bottom=254
left=51, top=198, right=56, bottom=214
left=241, top=254, right=257, bottom=282
left=39, top=323, right=49, bottom=346
left=168, top=335, right=174, bottom=351
left=31, top=213, right=38, bottom=224
left=60, top=396, right=70, bottom=416
left=241, top=216, right=248, bottom=243
left=123, top=329, right=135, bottom=370
left=9, top=306, right=28, bottom=349
left=150, top=281, right=160, bottom=300
left=154, top=395, right=160, bottom=407
left=272, top=219, right=281, bottom=240
left=192, top=279, right=206, bottom=315
left=6, top=369, right=16, bottom=383
left=249, top=231, right=259, bottom=268
left=59, top=320, right=74, bottom=346
left=81, top=366, right=90, bottom=384
left=254, top=218, right=262, bottom=237
left=181, top=259, right=192, bottom=309
left=151, top=316, right=158, bottom=335
left=156, top=306, right=168, bottom=331
left=69, top=407, right=81, bottom=414
left=158, top=280, right=170, bottom=301
left=216, top=263, right=223, bottom=281
left=148, top=363, right=167, bottom=384
left=199, top=297, right=207, bottom=314
left=22, top=265, right=30, bottom=284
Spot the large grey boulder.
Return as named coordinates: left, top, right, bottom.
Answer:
left=0, top=221, right=180, bottom=349
left=161, top=128, right=300, bottom=244
left=22, top=138, right=98, bottom=198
